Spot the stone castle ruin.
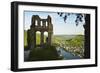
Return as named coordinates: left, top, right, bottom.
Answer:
left=27, top=15, right=53, bottom=50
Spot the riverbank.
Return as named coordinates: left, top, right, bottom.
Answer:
left=56, top=47, right=81, bottom=60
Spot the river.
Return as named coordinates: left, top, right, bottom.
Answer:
left=56, top=47, right=81, bottom=60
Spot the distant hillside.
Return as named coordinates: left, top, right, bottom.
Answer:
left=52, top=35, right=84, bottom=47
left=53, top=35, right=84, bottom=40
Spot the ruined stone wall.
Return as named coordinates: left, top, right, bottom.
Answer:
left=27, top=15, right=53, bottom=49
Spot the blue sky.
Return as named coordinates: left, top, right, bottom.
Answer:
left=24, top=11, right=85, bottom=35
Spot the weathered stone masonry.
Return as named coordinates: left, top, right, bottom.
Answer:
left=27, top=15, right=53, bottom=50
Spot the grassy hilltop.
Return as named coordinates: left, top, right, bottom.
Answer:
left=24, top=30, right=61, bottom=61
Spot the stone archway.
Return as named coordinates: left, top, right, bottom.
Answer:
left=27, top=15, right=53, bottom=50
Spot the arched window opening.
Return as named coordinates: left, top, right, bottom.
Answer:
left=35, top=20, right=38, bottom=26
left=36, top=31, right=41, bottom=45
left=41, top=21, right=43, bottom=26
left=44, top=32, right=48, bottom=43
left=46, top=21, right=48, bottom=27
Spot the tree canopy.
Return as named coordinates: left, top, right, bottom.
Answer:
left=57, top=12, right=86, bottom=26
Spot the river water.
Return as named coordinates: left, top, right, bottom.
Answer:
left=56, top=47, right=81, bottom=60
